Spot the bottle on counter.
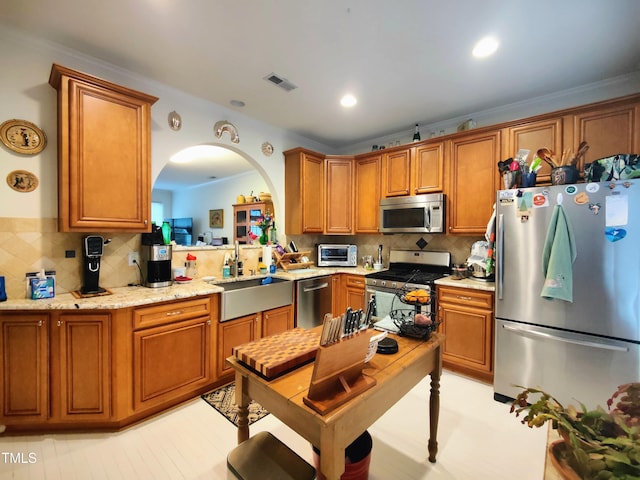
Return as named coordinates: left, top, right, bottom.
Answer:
left=412, top=124, right=421, bottom=142
left=161, top=221, right=172, bottom=245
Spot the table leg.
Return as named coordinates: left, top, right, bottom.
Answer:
left=428, top=356, right=441, bottom=462
left=320, top=431, right=344, bottom=480
left=235, top=372, right=250, bottom=444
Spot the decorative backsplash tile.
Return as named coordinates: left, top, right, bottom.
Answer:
left=0, top=217, right=481, bottom=300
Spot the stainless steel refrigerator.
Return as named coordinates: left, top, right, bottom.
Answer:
left=493, top=178, right=640, bottom=408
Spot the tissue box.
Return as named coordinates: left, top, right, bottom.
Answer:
left=26, top=271, right=56, bottom=299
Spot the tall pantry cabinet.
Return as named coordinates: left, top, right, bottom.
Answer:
left=49, top=64, right=158, bottom=232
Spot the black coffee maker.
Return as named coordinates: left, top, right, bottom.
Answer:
left=81, top=235, right=107, bottom=294
left=141, top=225, right=173, bottom=288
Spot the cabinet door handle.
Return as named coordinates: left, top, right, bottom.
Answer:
left=57, top=320, right=64, bottom=326
left=165, top=310, right=184, bottom=316
left=207, top=320, right=211, bottom=325
left=38, top=320, right=43, bottom=327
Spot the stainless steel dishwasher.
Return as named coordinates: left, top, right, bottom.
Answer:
left=296, top=275, right=332, bottom=329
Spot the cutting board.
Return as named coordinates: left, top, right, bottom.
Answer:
left=232, top=328, right=321, bottom=379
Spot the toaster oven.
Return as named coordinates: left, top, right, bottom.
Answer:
left=317, top=244, right=358, bottom=267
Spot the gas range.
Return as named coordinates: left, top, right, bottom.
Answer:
left=365, top=250, right=451, bottom=328
left=365, top=250, right=451, bottom=291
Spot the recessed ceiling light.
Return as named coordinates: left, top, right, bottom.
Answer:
left=472, top=36, right=499, bottom=58
left=340, top=94, right=357, bottom=108
left=230, top=99, right=245, bottom=107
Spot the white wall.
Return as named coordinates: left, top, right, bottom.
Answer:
left=2, top=25, right=639, bottom=224
left=171, top=170, right=269, bottom=242
left=0, top=26, right=331, bottom=222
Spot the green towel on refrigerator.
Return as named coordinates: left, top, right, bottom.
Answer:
left=541, top=204, right=577, bottom=302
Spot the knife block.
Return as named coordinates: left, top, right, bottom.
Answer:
left=303, top=331, right=376, bottom=415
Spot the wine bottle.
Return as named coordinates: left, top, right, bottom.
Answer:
left=412, top=124, right=421, bottom=142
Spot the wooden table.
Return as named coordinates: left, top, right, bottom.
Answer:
left=227, top=331, right=444, bottom=480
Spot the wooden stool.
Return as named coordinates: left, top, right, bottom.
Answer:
left=227, top=431, right=316, bottom=480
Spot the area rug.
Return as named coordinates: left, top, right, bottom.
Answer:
left=201, top=383, right=269, bottom=426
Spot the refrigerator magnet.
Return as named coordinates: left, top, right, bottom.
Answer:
left=606, top=194, right=628, bottom=227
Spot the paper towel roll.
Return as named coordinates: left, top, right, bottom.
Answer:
left=262, top=246, right=273, bottom=266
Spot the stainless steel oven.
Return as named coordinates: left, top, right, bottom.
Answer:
left=365, top=250, right=450, bottom=329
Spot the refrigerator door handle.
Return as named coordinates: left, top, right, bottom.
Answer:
left=502, top=324, right=629, bottom=352
left=497, top=213, right=504, bottom=300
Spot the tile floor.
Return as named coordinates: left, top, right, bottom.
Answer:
left=0, top=371, right=547, bottom=479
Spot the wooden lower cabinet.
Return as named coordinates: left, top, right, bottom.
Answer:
left=332, top=273, right=366, bottom=315
left=437, top=285, right=494, bottom=383
left=344, top=275, right=366, bottom=312
left=261, top=304, right=294, bottom=337
left=50, top=312, right=111, bottom=422
left=0, top=312, right=111, bottom=426
left=0, top=313, right=49, bottom=424
left=0, top=294, right=221, bottom=433
left=217, top=304, right=295, bottom=380
left=133, top=317, right=212, bottom=411
left=217, top=314, right=258, bottom=379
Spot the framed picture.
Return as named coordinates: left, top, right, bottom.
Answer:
left=209, top=209, right=224, bottom=228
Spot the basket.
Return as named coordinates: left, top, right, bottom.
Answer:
left=390, top=309, right=439, bottom=340
left=395, top=287, right=431, bottom=306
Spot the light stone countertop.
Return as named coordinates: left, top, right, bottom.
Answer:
left=0, top=281, right=224, bottom=311
left=0, top=267, right=372, bottom=311
left=434, top=276, right=495, bottom=292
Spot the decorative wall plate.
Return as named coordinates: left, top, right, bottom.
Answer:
left=0, top=119, right=47, bottom=155
left=7, top=170, right=39, bottom=192
left=214, top=120, right=240, bottom=143
left=168, top=111, right=182, bottom=131
left=261, top=141, right=274, bottom=156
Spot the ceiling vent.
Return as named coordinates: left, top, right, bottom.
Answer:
left=263, top=73, right=298, bottom=92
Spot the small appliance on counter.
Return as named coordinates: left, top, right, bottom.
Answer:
left=81, top=235, right=108, bottom=294
left=466, top=240, right=494, bottom=281
left=140, top=244, right=173, bottom=288
left=317, top=244, right=357, bottom=267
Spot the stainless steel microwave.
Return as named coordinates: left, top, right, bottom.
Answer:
left=317, top=244, right=358, bottom=267
left=379, top=193, right=445, bottom=233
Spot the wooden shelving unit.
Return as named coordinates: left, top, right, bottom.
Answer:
left=233, top=201, right=273, bottom=244
left=273, top=251, right=314, bottom=271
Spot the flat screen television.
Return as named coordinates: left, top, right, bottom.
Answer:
left=165, top=217, right=193, bottom=245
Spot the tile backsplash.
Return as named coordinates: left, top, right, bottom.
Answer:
left=0, top=217, right=481, bottom=300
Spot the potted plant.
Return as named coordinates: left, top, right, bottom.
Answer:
left=510, top=383, right=640, bottom=479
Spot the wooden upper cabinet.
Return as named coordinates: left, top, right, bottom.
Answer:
left=381, top=143, right=444, bottom=198
left=505, top=117, right=564, bottom=185
left=572, top=102, right=640, bottom=169
left=354, top=153, right=382, bottom=233
left=325, top=156, right=354, bottom=234
left=447, top=131, right=501, bottom=235
left=284, top=148, right=325, bottom=234
left=413, top=142, right=444, bottom=194
left=381, top=148, right=412, bottom=197
left=49, top=64, right=158, bottom=233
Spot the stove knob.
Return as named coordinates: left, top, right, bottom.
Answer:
left=380, top=280, right=386, bottom=288
left=391, top=282, right=397, bottom=289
